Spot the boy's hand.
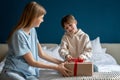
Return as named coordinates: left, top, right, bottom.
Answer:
left=65, top=54, right=73, bottom=61
left=78, top=57, right=85, bottom=62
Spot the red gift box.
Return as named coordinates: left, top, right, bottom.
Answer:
left=65, top=58, right=93, bottom=76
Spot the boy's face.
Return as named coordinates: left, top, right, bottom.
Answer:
left=64, top=22, right=78, bottom=34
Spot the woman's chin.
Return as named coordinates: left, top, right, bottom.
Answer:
left=35, top=26, right=40, bottom=28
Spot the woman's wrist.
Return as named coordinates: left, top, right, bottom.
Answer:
left=54, top=64, right=59, bottom=71
left=47, top=64, right=59, bottom=70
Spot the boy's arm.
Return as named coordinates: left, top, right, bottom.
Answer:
left=80, top=37, right=92, bottom=60
left=59, top=37, right=69, bottom=60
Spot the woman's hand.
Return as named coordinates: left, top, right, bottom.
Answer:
left=56, top=62, right=71, bottom=77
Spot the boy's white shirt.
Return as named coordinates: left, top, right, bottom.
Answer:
left=59, top=29, right=92, bottom=60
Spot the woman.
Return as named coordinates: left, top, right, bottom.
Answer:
left=0, top=1, right=69, bottom=80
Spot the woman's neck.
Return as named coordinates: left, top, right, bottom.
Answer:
left=22, top=27, right=31, bottom=35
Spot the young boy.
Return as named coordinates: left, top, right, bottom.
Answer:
left=59, top=14, right=92, bottom=61
left=59, top=14, right=98, bottom=72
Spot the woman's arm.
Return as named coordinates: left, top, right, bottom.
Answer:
left=23, top=52, right=57, bottom=69
left=23, top=50, right=69, bottom=77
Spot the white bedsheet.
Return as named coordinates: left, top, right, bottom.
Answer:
left=39, top=69, right=62, bottom=80
left=97, top=64, right=120, bottom=72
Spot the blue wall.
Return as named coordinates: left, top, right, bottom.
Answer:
left=0, top=0, right=120, bottom=44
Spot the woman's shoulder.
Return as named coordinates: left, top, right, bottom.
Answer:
left=13, top=29, right=27, bottom=39
left=13, top=29, right=23, bottom=35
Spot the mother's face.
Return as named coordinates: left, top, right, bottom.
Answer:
left=34, top=15, right=44, bottom=27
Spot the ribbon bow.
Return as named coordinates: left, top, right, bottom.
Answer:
left=68, top=58, right=84, bottom=62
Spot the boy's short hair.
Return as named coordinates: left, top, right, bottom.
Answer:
left=61, top=14, right=77, bottom=28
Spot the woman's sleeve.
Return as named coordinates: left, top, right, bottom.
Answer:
left=12, top=33, right=30, bottom=56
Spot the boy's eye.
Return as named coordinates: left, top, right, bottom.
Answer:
left=68, top=24, right=72, bottom=26
left=65, top=27, right=68, bottom=30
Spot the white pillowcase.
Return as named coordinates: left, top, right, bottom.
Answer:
left=102, top=48, right=107, bottom=53
left=91, top=53, right=117, bottom=65
left=90, top=37, right=118, bottom=65
left=91, top=37, right=106, bottom=54
left=39, top=46, right=63, bottom=66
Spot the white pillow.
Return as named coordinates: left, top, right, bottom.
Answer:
left=102, top=48, right=107, bottom=53
left=91, top=37, right=104, bottom=54
left=91, top=53, right=117, bottom=65
left=49, top=46, right=63, bottom=61
left=39, top=46, right=63, bottom=66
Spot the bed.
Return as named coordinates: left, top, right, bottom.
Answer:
left=0, top=37, right=120, bottom=80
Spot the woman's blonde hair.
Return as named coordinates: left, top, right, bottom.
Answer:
left=7, top=1, right=46, bottom=43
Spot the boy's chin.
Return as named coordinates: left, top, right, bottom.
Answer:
left=71, top=31, right=76, bottom=34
